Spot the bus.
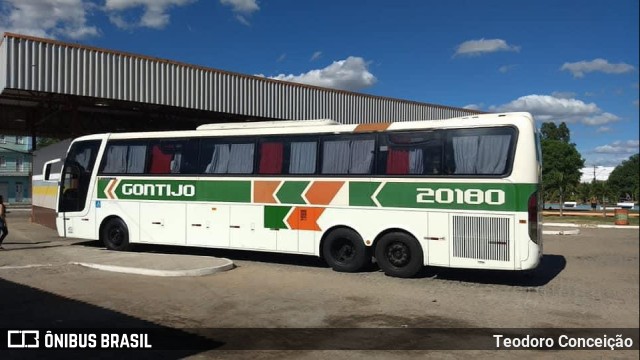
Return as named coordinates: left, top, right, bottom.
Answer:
left=43, top=111, right=542, bottom=278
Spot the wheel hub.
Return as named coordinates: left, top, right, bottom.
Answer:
left=333, top=239, right=355, bottom=263
left=387, top=242, right=410, bottom=267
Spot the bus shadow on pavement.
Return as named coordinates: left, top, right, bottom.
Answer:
left=0, top=278, right=224, bottom=357
left=72, top=241, right=564, bottom=282
left=416, top=254, right=566, bottom=287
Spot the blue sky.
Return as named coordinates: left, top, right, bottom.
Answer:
left=1, top=0, right=638, bottom=169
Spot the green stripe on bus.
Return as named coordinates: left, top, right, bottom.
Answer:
left=276, top=181, right=309, bottom=204
left=355, top=182, right=537, bottom=212
left=97, top=178, right=537, bottom=212
left=349, top=182, right=381, bottom=207
left=97, top=179, right=250, bottom=202
left=264, top=206, right=291, bottom=229
left=199, top=180, right=251, bottom=203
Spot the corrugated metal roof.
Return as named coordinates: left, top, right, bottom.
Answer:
left=0, top=32, right=482, bottom=124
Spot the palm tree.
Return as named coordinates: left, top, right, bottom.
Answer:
left=547, top=171, right=574, bottom=217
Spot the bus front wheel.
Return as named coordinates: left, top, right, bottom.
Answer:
left=322, top=228, right=369, bottom=273
left=375, top=232, right=423, bottom=278
left=101, top=218, right=130, bottom=251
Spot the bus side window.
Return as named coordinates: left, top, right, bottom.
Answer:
left=149, top=144, right=172, bottom=174
left=288, top=140, right=317, bottom=174
left=380, top=131, right=441, bottom=176
left=321, top=136, right=375, bottom=175
left=257, top=137, right=318, bottom=175
left=445, top=128, right=514, bottom=175
left=200, top=139, right=255, bottom=175
left=258, top=142, right=284, bottom=174
left=99, top=142, right=147, bottom=174
left=178, top=139, right=200, bottom=174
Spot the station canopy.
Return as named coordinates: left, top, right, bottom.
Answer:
left=0, top=32, right=481, bottom=144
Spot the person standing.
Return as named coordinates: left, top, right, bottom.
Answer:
left=0, top=195, right=7, bottom=249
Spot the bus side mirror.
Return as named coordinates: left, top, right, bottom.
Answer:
left=43, top=158, right=62, bottom=181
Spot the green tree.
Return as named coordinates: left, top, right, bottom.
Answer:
left=575, top=182, right=593, bottom=203
left=37, top=137, right=61, bottom=149
left=607, top=154, right=640, bottom=202
left=540, top=122, right=570, bottom=143
left=540, top=122, right=585, bottom=215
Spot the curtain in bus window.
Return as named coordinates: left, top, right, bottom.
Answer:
left=409, top=149, right=424, bottom=174
left=386, top=149, right=409, bottom=174
left=102, top=145, right=127, bottom=173
left=452, top=136, right=479, bottom=174
left=126, top=145, right=147, bottom=173
left=322, top=140, right=350, bottom=174
left=349, top=139, right=375, bottom=174
left=477, top=135, right=510, bottom=174
left=170, top=153, right=182, bottom=173
left=206, top=144, right=231, bottom=173
left=289, top=142, right=316, bottom=174
left=259, top=142, right=284, bottom=174
left=228, top=143, right=254, bottom=174
left=149, top=145, right=172, bottom=174
left=74, top=148, right=92, bottom=170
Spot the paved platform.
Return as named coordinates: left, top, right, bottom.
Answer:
left=0, top=212, right=235, bottom=277
left=543, top=222, right=639, bottom=230
left=1, top=243, right=235, bottom=276
left=69, top=249, right=235, bottom=277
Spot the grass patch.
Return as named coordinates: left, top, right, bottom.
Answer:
left=543, top=215, right=639, bottom=226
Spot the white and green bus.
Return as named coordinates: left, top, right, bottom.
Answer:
left=44, top=111, right=542, bottom=278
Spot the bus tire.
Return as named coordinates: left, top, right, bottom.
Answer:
left=375, top=232, right=423, bottom=278
left=101, top=218, right=130, bottom=251
left=322, top=228, right=369, bottom=273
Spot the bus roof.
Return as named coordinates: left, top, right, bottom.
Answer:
left=70, top=112, right=534, bottom=142
left=196, top=119, right=340, bottom=130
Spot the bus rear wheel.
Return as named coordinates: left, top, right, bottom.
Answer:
left=101, top=218, right=130, bottom=251
left=322, top=228, right=369, bottom=273
left=375, top=232, right=423, bottom=278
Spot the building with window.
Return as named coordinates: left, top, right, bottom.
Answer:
left=0, top=134, right=32, bottom=204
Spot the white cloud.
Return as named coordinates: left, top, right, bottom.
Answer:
left=490, top=94, right=619, bottom=126
left=454, top=38, right=520, bottom=57
left=220, top=0, right=259, bottom=14
left=104, top=0, right=194, bottom=29
left=634, top=99, right=639, bottom=107
left=551, top=91, right=577, bottom=99
left=310, top=51, right=322, bottom=61
left=560, top=58, right=636, bottom=78
left=580, top=166, right=614, bottom=182
left=0, top=0, right=99, bottom=39
left=585, top=141, right=639, bottom=168
left=582, top=112, right=620, bottom=126
left=260, top=56, right=377, bottom=91
left=235, top=14, right=250, bottom=26
left=498, top=64, right=515, bottom=73
left=596, top=126, right=611, bottom=133
left=276, top=53, right=286, bottom=62
left=220, top=0, right=259, bottom=25
left=463, top=104, right=483, bottom=111
left=594, top=140, right=640, bottom=154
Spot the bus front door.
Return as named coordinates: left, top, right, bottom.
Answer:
left=57, top=140, right=101, bottom=239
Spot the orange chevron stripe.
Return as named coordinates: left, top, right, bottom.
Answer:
left=107, top=179, right=118, bottom=199
left=286, top=207, right=324, bottom=231
left=354, top=122, right=391, bottom=133
left=305, top=181, right=344, bottom=205
left=253, top=181, right=280, bottom=203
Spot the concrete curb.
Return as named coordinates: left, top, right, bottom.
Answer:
left=542, top=229, right=580, bottom=235
left=70, top=259, right=235, bottom=277
left=543, top=222, right=639, bottom=229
